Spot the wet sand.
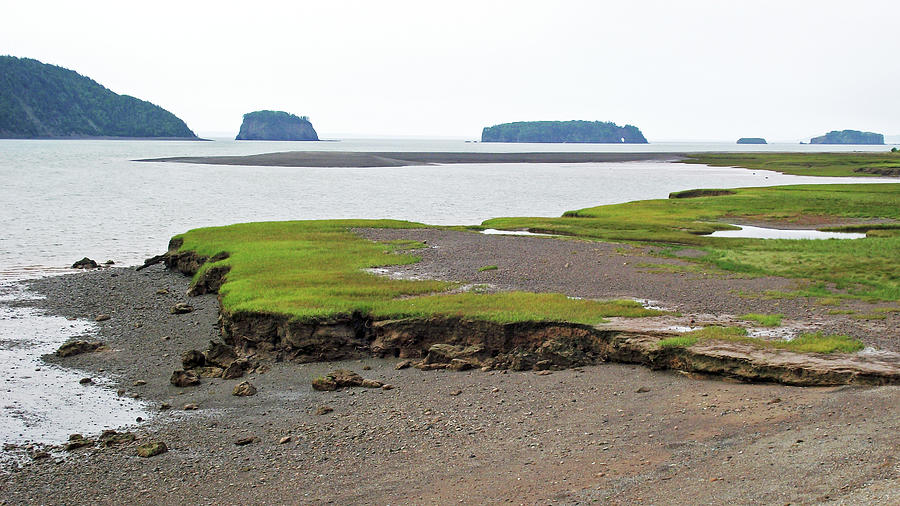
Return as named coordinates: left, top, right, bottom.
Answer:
left=137, top=151, right=684, bottom=168
left=1, top=231, right=898, bottom=504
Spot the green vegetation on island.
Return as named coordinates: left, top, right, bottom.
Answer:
left=0, top=55, right=196, bottom=139
left=174, top=219, right=660, bottom=324
left=810, top=130, right=884, bottom=145
left=682, top=152, right=900, bottom=177
left=737, top=137, right=766, bottom=144
left=481, top=120, right=647, bottom=144
left=235, top=110, right=319, bottom=141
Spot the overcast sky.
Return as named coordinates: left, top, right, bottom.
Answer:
left=4, top=1, right=899, bottom=141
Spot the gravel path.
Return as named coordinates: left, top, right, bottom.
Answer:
left=1, top=238, right=898, bottom=504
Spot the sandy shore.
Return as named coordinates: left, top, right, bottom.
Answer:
left=137, top=151, right=684, bottom=168
left=1, top=231, right=898, bottom=504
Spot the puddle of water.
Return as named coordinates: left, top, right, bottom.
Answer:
left=480, top=229, right=555, bottom=237
left=0, top=301, right=148, bottom=449
left=708, top=225, right=867, bottom=240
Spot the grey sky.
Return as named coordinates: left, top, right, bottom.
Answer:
left=4, top=0, right=899, bottom=141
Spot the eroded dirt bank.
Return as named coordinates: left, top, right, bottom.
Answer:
left=1, top=266, right=898, bottom=504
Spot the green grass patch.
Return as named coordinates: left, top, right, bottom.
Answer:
left=660, top=325, right=864, bottom=353
left=478, top=265, right=499, bottom=272
left=483, top=180, right=900, bottom=301
left=739, top=313, right=784, bottom=327
left=681, top=153, right=900, bottom=177
left=175, top=219, right=662, bottom=325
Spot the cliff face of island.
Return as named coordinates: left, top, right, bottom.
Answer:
left=235, top=110, right=319, bottom=141
left=810, top=130, right=884, bottom=145
left=0, top=56, right=197, bottom=139
left=481, top=120, right=648, bottom=144
left=737, top=137, right=767, bottom=144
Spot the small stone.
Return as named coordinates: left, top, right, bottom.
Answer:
left=360, top=379, right=383, bottom=388
left=278, top=436, right=292, bottom=444
left=381, top=384, right=394, bottom=390
left=156, top=288, right=169, bottom=295
left=170, top=303, right=194, bottom=315
left=362, top=365, right=372, bottom=370
left=222, top=360, right=247, bottom=380
left=136, top=441, right=167, bottom=458
left=769, top=397, right=782, bottom=404
left=32, top=451, right=50, bottom=460
left=536, top=370, right=553, bottom=376
left=636, top=387, right=651, bottom=393
left=234, top=437, right=255, bottom=446
left=315, top=406, right=334, bottom=415
left=57, top=340, right=103, bottom=357
left=104, top=260, right=115, bottom=265
left=232, top=381, right=257, bottom=396
left=395, top=360, right=412, bottom=370
left=448, top=359, right=474, bottom=371
left=79, top=377, right=93, bottom=385
left=491, top=387, right=500, bottom=393
left=99, top=430, right=136, bottom=447
left=72, top=257, right=98, bottom=269
left=160, top=403, right=171, bottom=410
left=449, top=389, right=462, bottom=396
left=116, top=388, right=126, bottom=396
left=183, top=403, right=199, bottom=410
left=94, top=314, right=110, bottom=322
left=65, top=435, right=93, bottom=451
left=133, top=380, right=147, bottom=386
left=170, top=370, right=200, bottom=387
left=181, top=349, right=206, bottom=369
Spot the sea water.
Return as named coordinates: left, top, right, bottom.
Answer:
left=0, top=138, right=894, bottom=447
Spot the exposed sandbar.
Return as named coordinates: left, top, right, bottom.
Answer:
left=137, top=151, right=683, bottom=167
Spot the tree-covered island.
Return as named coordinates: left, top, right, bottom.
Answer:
left=481, top=120, right=647, bottom=143
left=235, top=110, right=319, bottom=141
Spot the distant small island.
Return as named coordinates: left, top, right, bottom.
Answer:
left=737, top=137, right=767, bottom=145
left=810, top=130, right=884, bottom=145
left=481, top=120, right=648, bottom=144
left=0, top=56, right=196, bottom=139
left=236, top=110, right=319, bottom=141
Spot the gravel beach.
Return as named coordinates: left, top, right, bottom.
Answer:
left=1, top=230, right=898, bottom=504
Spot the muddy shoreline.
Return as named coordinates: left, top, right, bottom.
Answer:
left=137, top=151, right=684, bottom=168
left=2, top=230, right=899, bottom=504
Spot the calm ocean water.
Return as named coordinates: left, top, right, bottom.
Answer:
left=0, top=138, right=895, bottom=448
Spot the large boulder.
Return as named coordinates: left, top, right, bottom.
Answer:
left=235, top=110, right=319, bottom=141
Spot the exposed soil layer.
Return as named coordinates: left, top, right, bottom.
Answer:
left=1, top=266, right=898, bottom=504
left=137, top=151, right=683, bottom=168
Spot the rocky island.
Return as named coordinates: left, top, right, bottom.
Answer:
left=0, top=56, right=197, bottom=139
left=235, top=110, right=319, bottom=141
left=481, top=120, right=648, bottom=143
left=737, top=137, right=767, bottom=144
left=810, top=129, right=884, bottom=145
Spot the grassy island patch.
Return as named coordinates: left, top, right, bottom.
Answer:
left=174, top=219, right=661, bottom=324
left=739, top=313, right=784, bottom=327
left=682, top=152, right=900, bottom=177
left=483, top=181, right=900, bottom=301
left=658, top=326, right=863, bottom=354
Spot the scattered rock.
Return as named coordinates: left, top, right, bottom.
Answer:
left=278, top=436, right=292, bottom=444
left=155, top=288, right=169, bottom=295
left=636, top=386, right=651, bottom=393
left=232, top=381, right=257, bottom=396
left=160, top=403, right=171, bottom=411
left=205, top=341, right=237, bottom=368
left=94, top=314, right=110, bottom=322
left=183, top=403, right=199, bottom=410
left=78, top=377, right=93, bottom=385
left=449, top=389, right=463, bottom=396
left=56, top=340, right=103, bottom=357
left=769, top=397, right=782, bottom=404
left=170, top=370, right=200, bottom=387
left=181, top=349, right=206, bottom=369
left=234, top=437, right=256, bottom=446
left=222, top=360, right=247, bottom=380
left=31, top=451, right=50, bottom=460
left=362, top=365, right=372, bottom=370
left=312, top=376, right=337, bottom=391
left=104, top=260, right=115, bottom=265
left=395, top=360, right=412, bottom=370
left=99, top=430, right=135, bottom=447
left=170, top=303, right=194, bottom=315
left=448, top=359, right=474, bottom=371
left=361, top=379, right=383, bottom=388
left=72, top=257, right=98, bottom=269
left=381, top=384, right=394, bottom=390
left=315, top=406, right=334, bottom=415
left=65, top=434, right=93, bottom=451
left=133, top=380, right=146, bottom=386
left=136, top=441, right=167, bottom=458
left=536, top=370, right=553, bottom=376
left=195, top=366, right=224, bottom=378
